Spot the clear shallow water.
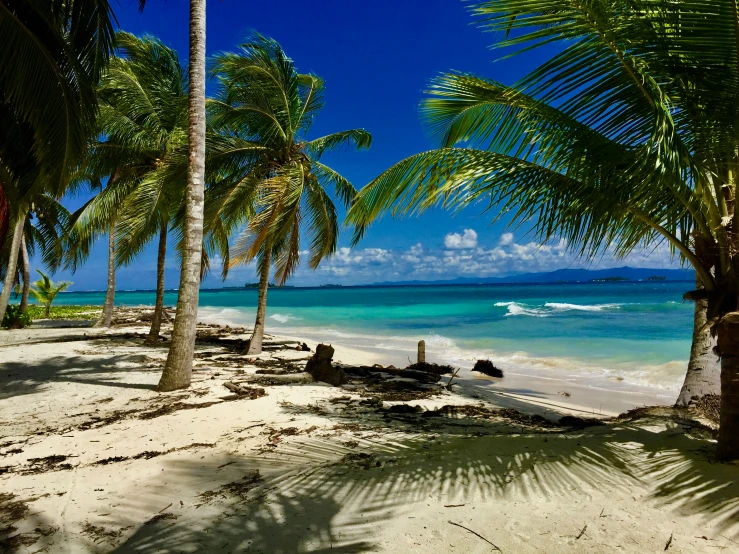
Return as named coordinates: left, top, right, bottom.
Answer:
left=57, top=282, right=693, bottom=391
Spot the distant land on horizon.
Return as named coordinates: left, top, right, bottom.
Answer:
left=63, top=266, right=695, bottom=294
left=370, top=266, right=695, bottom=287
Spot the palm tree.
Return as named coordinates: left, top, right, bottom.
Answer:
left=207, top=35, right=371, bottom=354
left=0, top=195, right=70, bottom=319
left=347, top=1, right=739, bottom=459
left=66, top=32, right=188, bottom=335
left=30, top=270, right=72, bottom=318
left=0, top=0, right=116, bottom=261
left=157, top=0, right=207, bottom=392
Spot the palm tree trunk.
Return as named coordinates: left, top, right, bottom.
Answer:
left=158, top=0, right=206, bottom=392
left=676, top=277, right=720, bottom=406
left=716, top=314, right=739, bottom=460
left=95, top=220, right=116, bottom=327
left=19, top=233, right=30, bottom=313
left=0, top=215, right=26, bottom=322
left=146, top=222, right=168, bottom=345
left=247, top=250, right=271, bottom=355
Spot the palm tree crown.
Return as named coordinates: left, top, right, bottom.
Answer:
left=207, top=35, right=372, bottom=284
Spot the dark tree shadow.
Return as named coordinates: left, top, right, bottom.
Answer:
left=108, top=416, right=739, bottom=553
left=0, top=354, right=158, bottom=400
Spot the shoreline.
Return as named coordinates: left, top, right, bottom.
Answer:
left=196, top=307, right=680, bottom=417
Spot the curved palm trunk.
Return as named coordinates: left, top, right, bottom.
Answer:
left=158, top=0, right=206, bottom=392
left=95, top=220, right=116, bottom=327
left=19, top=233, right=30, bottom=313
left=146, top=222, right=168, bottom=345
left=0, top=216, right=26, bottom=322
left=676, top=277, right=720, bottom=406
left=247, top=250, right=271, bottom=355
left=716, top=314, right=739, bottom=460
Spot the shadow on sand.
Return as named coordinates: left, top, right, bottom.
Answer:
left=108, top=414, right=739, bottom=553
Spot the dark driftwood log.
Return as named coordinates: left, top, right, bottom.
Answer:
left=342, top=365, right=441, bottom=384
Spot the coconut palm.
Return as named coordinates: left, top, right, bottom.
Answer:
left=348, top=1, right=739, bottom=459
left=156, top=0, right=207, bottom=392
left=206, top=35, right=371, bottom=354
left=66, top=32, right=188, bottom=335
left=30, top=270, right=72, bottom=318
left=0, top=195, right=70, bottom=318
left=0, top=0, right=116, bottom=269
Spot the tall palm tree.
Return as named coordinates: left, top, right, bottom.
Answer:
left=66, top=32, right=188, bottom=335
left=207, top=35, right=371, bottom=354
left=0, top=0, right=116, bottom=269
left=348, top=1, right=739, bottom=460
left=157, top=0, right=207, bottom=392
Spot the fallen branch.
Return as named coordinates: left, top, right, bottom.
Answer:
left=664, top=533, right=673, bottom=551
left=576, top=524, right=587, bottom=540
left=444, top=504, right=466, bottom=508
left=157, top=503, right=172, bottom=513
left=448, top=521, right=501, bottom=551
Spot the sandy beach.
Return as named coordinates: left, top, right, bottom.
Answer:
left=1, top=309, right=737, bottom=553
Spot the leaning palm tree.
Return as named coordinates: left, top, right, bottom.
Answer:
left=0, top=194, right=70, bottom=317
left=207, top=35, right=371, bottom=355
left=0, top=0, right=115, bottom=310
left=156, top=0, right=207, bottom=392
left=30, top=270, right=72, bottom=318
left=66, top=32, right=188, bottom=336
left=348, top=1, right=739, bottom=459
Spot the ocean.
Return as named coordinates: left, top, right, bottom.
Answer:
left=57, top=281, right=693, bottom=393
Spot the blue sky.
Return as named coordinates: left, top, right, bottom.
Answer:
left=44, top=0, right=680, bottom=290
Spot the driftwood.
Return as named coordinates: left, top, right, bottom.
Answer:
left=342, top=365, right=441, bottom=384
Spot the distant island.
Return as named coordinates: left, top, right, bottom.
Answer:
left=371, top=266, right=694, bottom=287
left=591, top=276, right=629, bottom=282
left=244, top=282, right=294, bottom=288
left=319, top=284, right=343, bottom=288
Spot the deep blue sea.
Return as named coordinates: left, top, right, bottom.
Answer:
left=57, top=281, right=693, bottom=391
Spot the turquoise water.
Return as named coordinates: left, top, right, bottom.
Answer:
left=57, top=281, right=693, bottom=389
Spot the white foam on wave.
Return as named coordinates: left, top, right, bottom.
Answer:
left=544, top=302, right=622, bottom=312
left=269, top=313, right=301, bottom=324
left=494, top=301, right=549, bottom=317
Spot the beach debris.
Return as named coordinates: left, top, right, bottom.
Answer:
left=385, top=404, right=424, bottom=415
left=297, top=342, right=311, bottom=352
left=417, top=340, right=426, bottom=363
left=575, top=523, right=588, bottom=540
left=559, top=391, right=571, bottom=397
left=664, top=533, right=674, bottom=550
left=446, top=367, right=461, bottom=390
left=305, top=344, right=347, bottom=386
left=197, top=470, right=262, bottom=503
left=405, top=362, right=455, bottom=376
left=448, top=521, right=501, bottom=551
left=223, top=382, right=267, bottom=398
left=559, top=415, right=605, bottom=429
left=472, top=359, right=504, bottom=378
left=144, top=513, right=177, bottom=525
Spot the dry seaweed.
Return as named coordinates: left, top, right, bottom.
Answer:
left=471, top=359, right=504, bottom=378
left=198, top=470, right=262, bottom=503
left=144, top=513, right=177, bottom=525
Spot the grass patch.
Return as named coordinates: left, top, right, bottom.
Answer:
left=26, top=305, right=101, bottom=320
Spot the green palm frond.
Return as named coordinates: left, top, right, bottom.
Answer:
left=207, top=35, right=371, bottom=284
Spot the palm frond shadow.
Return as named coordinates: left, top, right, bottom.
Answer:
left=111, top=417, right=739, bottom=552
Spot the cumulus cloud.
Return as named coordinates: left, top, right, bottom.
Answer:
left=201, top=230, right=683, bottom=288
left=444, top=229, right=478, bottom=249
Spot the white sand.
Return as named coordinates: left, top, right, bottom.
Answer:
left=0, top=321, right=737, bottom=553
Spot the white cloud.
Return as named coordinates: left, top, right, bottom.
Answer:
left=498, top=232, right=514, bottom=246
left=444, top=229, right=478, bottom=249
left=199, top=230, right=683, bottom=288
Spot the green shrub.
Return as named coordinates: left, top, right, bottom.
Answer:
left=2, top=305, right=33, bottom=329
